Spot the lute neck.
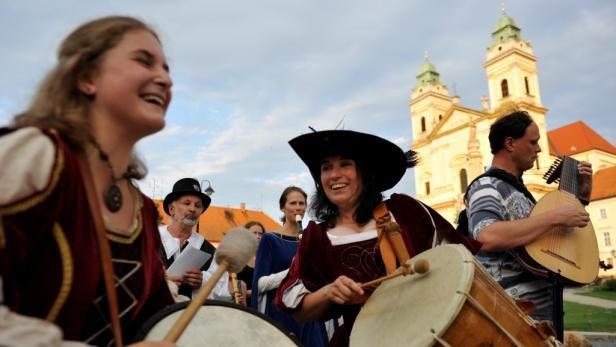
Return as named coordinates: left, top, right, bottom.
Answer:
left=559, top=156, right=579, bottom=196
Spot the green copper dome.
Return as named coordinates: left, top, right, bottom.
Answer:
left=414, top=56, right=441, bottom=89
left=494, top=15, right=519, bottom=32
left=489, top=12, right=523, bottom=49
left=419, top=60, right=438, bottom=75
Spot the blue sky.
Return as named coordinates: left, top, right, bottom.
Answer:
left=1, top=1, right=614, bottom=224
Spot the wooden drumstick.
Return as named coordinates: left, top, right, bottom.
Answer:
left=164, top=227, right=257, bottom=342
left=230, top=272, right=242, bottom=304
left=360, top=258, right=430, bottom=289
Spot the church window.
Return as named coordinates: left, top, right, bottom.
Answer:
left=601, top=208, right=607, bottom=219
left=421, top=117, right=426, bottom=132
left=459, top=169, right=468, bottom=192
left=524, top=77, right=530, bottom=94
left=425, top=182, right=431, bottom=195
left=604, top=232, right=612, bottom=247
left=501, top=79, right=509, bottom=98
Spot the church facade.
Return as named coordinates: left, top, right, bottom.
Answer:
left=408, top=10, right=616, bottom=278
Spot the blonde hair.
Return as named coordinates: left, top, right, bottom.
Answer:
left=13, top=16, right=160, bottom=178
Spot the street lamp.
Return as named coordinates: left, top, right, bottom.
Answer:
left=201, top=179, right=215, bottom=196
left=197, top=179, right=214, bottom=234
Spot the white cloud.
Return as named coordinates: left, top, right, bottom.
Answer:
left=2, top=0, right=614, bottom=223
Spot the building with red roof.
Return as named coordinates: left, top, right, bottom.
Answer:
left=408, top=8, right=616, bottom=278
left=154, top=200, right=281, bottom=246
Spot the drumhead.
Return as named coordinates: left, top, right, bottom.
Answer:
left=351, top=244, right=474, bottom=347
left=134, top=300, right=300, bottom=346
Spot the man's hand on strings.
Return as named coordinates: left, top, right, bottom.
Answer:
left=577, top=161, right=593, bottom=200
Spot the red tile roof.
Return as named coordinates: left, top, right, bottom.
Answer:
left=547, top=121, right=616, bottom=156
left=154, top=200, right=281, bottom=243
left=590, top=166, right=616, bottom=202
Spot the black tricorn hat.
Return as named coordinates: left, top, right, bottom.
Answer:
left=289, top=130, right=417, bottom=192
left=163, top=178, right=212, bottom=215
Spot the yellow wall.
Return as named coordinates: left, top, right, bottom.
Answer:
left=588, top=197, right=616, bottom=278
left=408, top=14, right=616, bottom=279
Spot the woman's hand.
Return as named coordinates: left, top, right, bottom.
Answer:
left=325, top=275, right=364, bottom=305
left=228, top=278, right=248, bottom=305
left=294, top=275, right=365, bottom=322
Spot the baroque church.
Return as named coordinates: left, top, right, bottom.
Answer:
left=408, top=9, right=616, bottom=277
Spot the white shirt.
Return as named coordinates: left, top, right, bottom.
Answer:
left=158, top=225, right=232, bottom=301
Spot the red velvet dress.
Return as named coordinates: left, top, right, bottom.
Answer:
left=275, top=193, right=480, bottom=347
left=0, top=127, right=173, bottom=345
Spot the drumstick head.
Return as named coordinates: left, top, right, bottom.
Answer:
left=216, top=227, right=258, bottom=273
left=412, top=259, right=430, bottom=274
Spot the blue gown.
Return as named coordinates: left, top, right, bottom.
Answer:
left=251, top=232, right=328, bottom=346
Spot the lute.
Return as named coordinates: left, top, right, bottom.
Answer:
left=512, top=156, right=599, bottom=284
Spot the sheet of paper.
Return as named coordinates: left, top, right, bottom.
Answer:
left=167, top=246, right=212, bottom=276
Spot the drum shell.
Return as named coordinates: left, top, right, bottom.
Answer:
left=440, top=256, right=550, bottom=346
left=351, top=245, right=554, bottom=347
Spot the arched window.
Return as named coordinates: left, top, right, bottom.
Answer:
left=438, top=114, right=443, bottom=121
left=459, top=169, right=468, bottom=192
left=421, top=117, right=426, bottom=132
left=524, top=77, right=530, bottom=94
left=425, top=182, right=431, bottom=195
left=501, top=79, right=509, bottom=98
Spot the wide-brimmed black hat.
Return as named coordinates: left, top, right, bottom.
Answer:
left=163, top=178, right=212, bottom=215
left=289, top=130, right=417, bottom=192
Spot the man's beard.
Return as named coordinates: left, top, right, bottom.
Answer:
left=180, top=214, right=198, bottom=226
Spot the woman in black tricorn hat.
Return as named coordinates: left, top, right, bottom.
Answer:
left=274, top=130, right=480, bottom=347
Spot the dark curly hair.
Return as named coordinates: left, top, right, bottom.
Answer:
left=489, top=111, right=534, bottom=154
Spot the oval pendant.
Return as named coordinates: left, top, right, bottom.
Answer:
left=104, top=184, right=123, bottom=213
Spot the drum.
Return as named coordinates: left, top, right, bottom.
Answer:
left=350, top=245, right=557, bottom=347
left=135, top=300, right=300, bottom=346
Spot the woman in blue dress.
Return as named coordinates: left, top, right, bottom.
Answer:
left=251, top=186, right=328, bottom=346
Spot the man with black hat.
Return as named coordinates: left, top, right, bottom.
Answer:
left=159, top=178, right=232, bottom=301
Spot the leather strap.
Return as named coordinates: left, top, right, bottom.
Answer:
left=374, top=202, right=411, bottom=274
left=78, top=155, right=123, bottom=347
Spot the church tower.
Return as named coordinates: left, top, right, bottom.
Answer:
left=408, top=6, right=559, bottom=223
left=484, top=5, right=552, bottom=194
left=484, top=5, right=543, bottom=110
left=409, top=52, right=455, bottom=214
left=409, top=52, right=452, bottom=142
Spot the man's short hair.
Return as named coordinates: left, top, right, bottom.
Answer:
left=489, top=111, right=534, bottom=154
